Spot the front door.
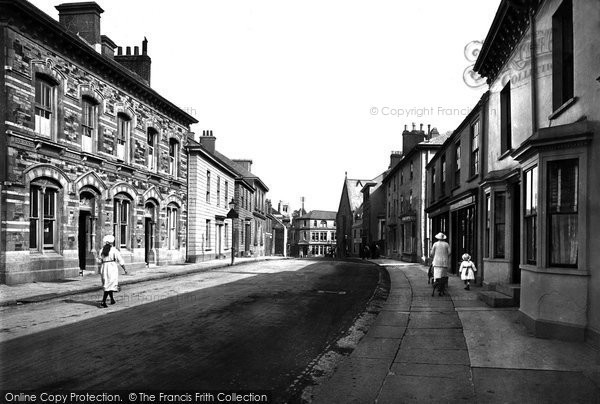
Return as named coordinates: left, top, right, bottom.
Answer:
left=216, top=224, right=222, bottom=258
left=145, top=217, right=154, bottom=266
left=511, top=183, right=521, bottom=283
left=245, top=222, right=251, bottom=253
left=78, top=211, right=91, bottom=272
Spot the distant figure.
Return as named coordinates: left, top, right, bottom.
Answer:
left=459, top=253, right=477, bottom=290
left=430, top=232, right=451, bottom=296
left=98, top=235, right=127, bottom=308
left=363, top=245, right=370, bottom=260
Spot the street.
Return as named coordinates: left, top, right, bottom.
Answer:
left=0, top=259, right=385, bottom=402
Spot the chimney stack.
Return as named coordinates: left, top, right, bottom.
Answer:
left=56, top=2, right=104, bottom=52
left=115, top=38, right=152, bottom=86
left=233, top=159, right=253, bottom=173
left=101, top=35, right=116, bottom=59
left=198, top=130, right=216, bottom=154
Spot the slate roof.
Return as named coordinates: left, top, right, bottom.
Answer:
left=299, top=210, right=337, bottom=220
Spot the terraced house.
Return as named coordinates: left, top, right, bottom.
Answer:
left=473, top=0, right=600, bottom=344
left=0, top=1, right=197, bottom=284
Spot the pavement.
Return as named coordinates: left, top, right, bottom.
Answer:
left=310, top=259, right=600, bottom=404
left=0, top=255, right=288, bottom=307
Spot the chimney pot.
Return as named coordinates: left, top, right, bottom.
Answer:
left=420, top=123, right=423, bottom=131
left=126, top=46, right=131, bottom=55
left=117, top=46, right=123, bottom=55
left=134, top=46, right=139, bottom=55
left=412, top=123, right=416, bottom=131
left=142, top=37, right=148, bottom=55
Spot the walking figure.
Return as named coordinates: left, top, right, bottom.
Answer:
left=98, top=235, right=127, bottom=308
left=459, top=253, right=477, bottom=290
left=430, top=232, right=451, bottom=296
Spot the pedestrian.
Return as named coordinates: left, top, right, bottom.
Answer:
left=363, top=245, right=370, bottom=260
left=98, top=234, right=127, bottom=308
left=430, top=232, right=451, bottom=296
left=459, top=253, right=477, bottom=290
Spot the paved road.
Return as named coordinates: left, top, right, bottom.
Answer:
left=0, top=259, right=384, bottom=402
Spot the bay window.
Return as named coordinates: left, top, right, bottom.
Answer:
left=524, top=166, right=538, bottom=265
left=548, top=159, right=578, bottom=267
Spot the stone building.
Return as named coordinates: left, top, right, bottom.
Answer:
left=360, top=172, right=386, bottom=258
left=291, top=210, right=337, bottom=257
left=187, top=131, right=236, bottom=262
left=0, top=1, right=197, bottom=284
left=426, top=94, right=488, bottom=276
left=336, top=176, right=369, bottom=258
left=382, top=125, right=445, bottom=263
left=474, top=0, right=600, bottom=343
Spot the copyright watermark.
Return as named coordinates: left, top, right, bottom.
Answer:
left=370, top=106, right=473, bottom=118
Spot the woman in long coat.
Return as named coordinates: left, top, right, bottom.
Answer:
left=98, top=235, right=127, bottom=308
left=430, top=232, right=451, bottom=295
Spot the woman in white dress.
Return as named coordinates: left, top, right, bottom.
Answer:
left=430, top=232, right=451, bottom=296
left=98, top=235, right=127, bottom=308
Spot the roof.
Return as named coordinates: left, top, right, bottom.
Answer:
left=5, top=0, right=197, bottom=126
left=345, top=178, right=369, bottom=211
left=213, top=150, right=269, bottom=192
left=474, top=0, right=541, bottom=82
left=299, top=210, right=337, bottom=220
left=361, top=171, right=386, bottom=194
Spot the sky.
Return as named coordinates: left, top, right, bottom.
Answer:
left=29, top=0, right=498, bottom=212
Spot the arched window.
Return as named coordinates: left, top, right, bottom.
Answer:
left=29, top=178, right=61, bottom=252
left=34, top=74, right=57, bottom=138
left=169, top=138, right=179, bottom=177
left=147, top=128, right=158, bottom=171
left=113, top=193, right=132, bottom=249
left=81, top=96, right=98, bottom=153
left=167, top=203, right=179, bottom=250
left=116, top=113, right=131, bottom=162
left=320, top=220, right=327, bottom=228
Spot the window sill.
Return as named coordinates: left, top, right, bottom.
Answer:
left=548, top=97, right=577, bottom=120
left=498, top=149, right=513, bottom=161
left=520, top=264, right=589, bottom=276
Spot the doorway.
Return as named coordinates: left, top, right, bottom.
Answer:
left=216, top=224, right=222, bottom=258
left=511, top=183, right=521, bottom=283
left=78, top=211, right=91, bottom=272
left=144, top=202, right=157, bottom=266
left=245, top=222, right=251, bottom=254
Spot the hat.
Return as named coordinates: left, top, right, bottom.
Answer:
left=103, top=235, right=115, bottom=244
left=435, top=232, right=447, bottom=240
left=462, top=253, right=471, bottom=261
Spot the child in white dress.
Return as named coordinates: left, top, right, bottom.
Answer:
left=459, top=253, right=477, bottom=290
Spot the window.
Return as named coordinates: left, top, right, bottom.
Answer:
left=216, top=176, right=221, bottom=207
left=470, top=120, right=480, bottom=176
left=116, top=113, right=130, bottom=162
left=485, top=193, right=491, bottom=258
left=400, top=170, right=403, bottom=185
left=205, top=219, right=212, bottom=249
left=524, top=166, right=538, bottom=264
left=409, top=189, right=413, bottom=208
left=548, top=159, right=578, bottom=267
left=206, top=171, right=211, bottom=204
left=311, top=232, right=316, bottom=241
left=454, top=142, right=461, bottom=186
left=314, top=220, right=317, bottom=227
left=169, top=139, right=179, bottom=177
left=441, top=155, right=446, bottom=194
left=431, top=167, right=436, bottom=201
left=331, top=231, right=336, bottom=241
left=147, top=128, right=158, bottom=171
left=29, top=181, right=59, bottom=251
left=113, top=196, right=131, bottom=249
left=552, top=0, right=574, bottom=110
left=34, top=76, right=56, bottom=138
left=500, top=82, right=512, bottom=153
left=494, top=192, right=506, bottom=258
left=410, top=162, right=414, bottom=180
left=224, top=181, right=229, bottom=206
left=81, top=96, right=97, bottom=153
left=400, top=195, right=404, bottom=213
left=167, top=204, right=179, bottom=250
left=321, top=220, right=327, bottom=228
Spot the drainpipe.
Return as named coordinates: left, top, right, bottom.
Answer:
left=530, top=8, right=538, bottom=133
